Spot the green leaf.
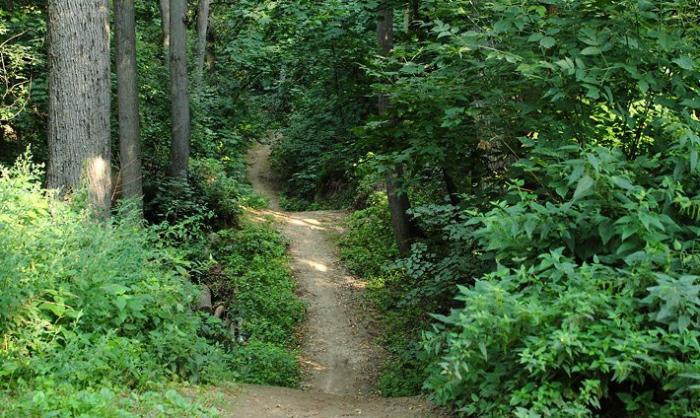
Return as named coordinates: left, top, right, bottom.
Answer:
left=611, top=176, right=634, bottom=190
left=39, top=302, right=66, bottom=318
left=528, top=33, right=543, bottom=43
left=114, top=297, right=127, bottom=312
left=681, top=98, right=700, bottom=109
left=555, top=57, right=576, bottom=74
left=540, top=36, right=556, bottom=49
left=580, top=46, right=602, bottom=55
left=493, top=20, right=511, bottom=34
left=598, top=222, right=615, bottom=245
left=479, top=342, right=488, bottom=360
left=573, top=175, right=595, bottom=200
left=638, top=80, right=649, bottom=93
left=673, top=56, right=695, bottom=70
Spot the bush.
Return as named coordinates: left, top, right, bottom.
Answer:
left=209, top=218, right=305, bottom=386
left=338, top=193, right=433, bottom=396
left=190, top=157, right=244, bottom=226
left=270, top=92, right=363, bottom=211
left=230, top=341, right=300, bottom=387
left=424, top=140, right=700, bottom=417
left=339, top=192, right=399, bottom=277
left=1, top=385, right=221, bottom=418
left=0, top=157, right=233, bottom=414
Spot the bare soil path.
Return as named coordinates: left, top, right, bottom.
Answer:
left=209, top=144, right=445, bottom=417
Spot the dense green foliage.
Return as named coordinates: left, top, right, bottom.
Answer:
left=4, top=0, right=700, bottom=416
left=0, top=4, right=46, bottom=165
left=208, top=219, right=304, bottom=387
left=1, top=0, right=304, bottom=415
left=0, top=159, right=227, bottom=415
left=424, top=142, right=700, bottom=417
left=339, top=193, right=430, bottom=396
left=216, top=1, right=377, bottom=209
left=250, top=0, right=700, bottom=416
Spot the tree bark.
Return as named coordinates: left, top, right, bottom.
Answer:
left=386, top=166, right=418, bottom=255
left=168, top=0, right=191, bottom=180
left=377, top=5, right=393, bottom=114
left=442, top=167, right=460, bottom=205
left=159, top=0, right=170, bottom=67
left=410, top=0, right=422, bottom=36
left=47, top=0, right=112, bottom=216
left=194, top=0, right=211, bottom=86
left=115, top=0, right=143, bottom=210
left=378, top=4, right=416, bottom=256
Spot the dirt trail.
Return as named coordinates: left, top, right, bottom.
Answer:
left=212, top=143, right=445, bottom=417
left=247, top=144, right=381, bottom=395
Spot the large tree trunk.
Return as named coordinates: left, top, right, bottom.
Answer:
left=47, top=0, right=112, bottom=216
left=378, top=4, right=416, bottom=256
left=194, top=0, right=211, bottom=86
left=115, top=0, right=143, bottom=210
left=159, top=0, right=170, bottom=67
left=168, top=0, right=191, bottom=180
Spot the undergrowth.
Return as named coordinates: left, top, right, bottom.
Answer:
left=0, top=158, right=231, bottom=416
left=209, top=217, right=304, bottom=387
left=339, top=192, right=431, bottom=397
left=0, top=153, right=303, bottom=415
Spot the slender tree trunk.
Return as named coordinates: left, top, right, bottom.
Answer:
left=168, top=0, right=191, bottom=179
left=377, top=6, right=393, bottom=114
left=442, top=167, right=460, bottom=205
left=386, top=167, right=417, bottom=255
left=159, top=0, right=170, bottom=67
left=115, top=0, right=143, bottom=210
left=194, top=0, right=211, bottom=86
left=47, top=0, right=112, bottom=216
left=411, top=0, right=422, bottom=34
left=378, top=4, right=416, bottom=256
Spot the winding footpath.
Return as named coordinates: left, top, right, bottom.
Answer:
left=209, top=144, right=445, bottom=417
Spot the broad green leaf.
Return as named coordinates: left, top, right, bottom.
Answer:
left=528, top=33, right=544, bottom=43
left=580, top=46, right=602, bottom=55
left=673, top=56, right=695, bottom=70
left=611, top=176, right=634, bottom=190
left=493, top=20, right=511, bottom=34
left=540, top=37, right=556, bottom=49
left=573, top=175, right=594, bottom=200
left=681, top=98, right=700, bottom=109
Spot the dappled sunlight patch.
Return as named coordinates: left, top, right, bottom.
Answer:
left=340, top=275, right=367, bottom=290
left=299, top=258, right=329, bottom=272
left=298, top=356, right=328, bottom=372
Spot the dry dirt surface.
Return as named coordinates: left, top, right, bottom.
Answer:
left=206, top=144, right=446, bottom=418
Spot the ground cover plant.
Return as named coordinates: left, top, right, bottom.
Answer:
left=3, top=0, right=700, bottom=416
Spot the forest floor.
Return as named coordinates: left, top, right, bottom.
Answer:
left=202, top=144, right=445, bottom=417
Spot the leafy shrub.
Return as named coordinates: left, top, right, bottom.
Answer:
left=145, top=176, right=213, bottom=227
left=424, top=139, right=700, bottom=417
left=278, top=194, right=326, bottom=212
left=1, top=385, right=222, bottom=418
left=339, top=190, right=492, bottom=397
left=230, top=341, right=300, bottom=387
left=338, top=193, right=435, bottom=396
left=0, top=158, right=232, bottom=414
left=190, top=157, right=244, bottom=226
left=340, top=192, right=399, bottom=277
left=209, top=218, right=305, bottom=386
